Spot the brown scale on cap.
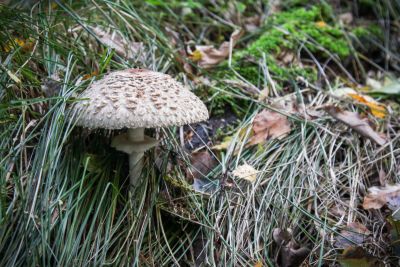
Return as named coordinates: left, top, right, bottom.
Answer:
left=72, top=69, right=209, bottom=129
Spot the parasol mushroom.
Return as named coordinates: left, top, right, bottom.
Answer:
left=71, top=69, right=209, bottom=186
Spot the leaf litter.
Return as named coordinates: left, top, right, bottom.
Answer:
left=189, top=29, right=243, bottom=69
left=363, top=184, right=400, bottom=219
left=325, top=106, right=386, bottom=146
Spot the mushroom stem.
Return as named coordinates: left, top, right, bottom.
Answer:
left=127, top=127, right=145, bottom=142
left=111, top=128, right=159, bottom=187
left=127, top=128, right=145, bottom=187
left=128, top=151, right=144, bottom=186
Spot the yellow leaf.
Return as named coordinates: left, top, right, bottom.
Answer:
left=253, top=260, right=262, bottom=267
left=190, top=50, right=203, bottom=61
left=14, top=38, right=25, bottom=47
left=315, top=21, right=327, bottom=28
left=347, top=93, right=387, bottom=119
left=369, top=105, right=386, bottom=119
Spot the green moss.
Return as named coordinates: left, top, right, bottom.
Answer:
left=219, top=4, right=351, bottom=86
left=209, top=4, right=350, bottom=112
left=245, top=6, right=350, bottom=59
left=352, top=24, right=383, bottom=40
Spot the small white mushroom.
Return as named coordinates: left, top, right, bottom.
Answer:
left=71, top=68, right=209, bottom=187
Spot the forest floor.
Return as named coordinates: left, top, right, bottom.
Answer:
left=1, top=0, right=400, bottom=266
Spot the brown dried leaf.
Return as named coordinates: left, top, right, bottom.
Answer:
left=335, top=222, right=371, bottom=249
left=325, top=106, right=386, bottom=146
left=186, top=150, right=218, bottom=180
left=191, top=29, right=243, bottom=69
left=248, top=109, right=291, bottom=146
left=91, top=26, right=143, bottom=59
left=363, top=184, right=400, bottom=210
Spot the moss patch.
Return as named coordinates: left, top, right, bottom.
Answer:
left=248, top=6, right=350, bottom=59
left=217, top=5, right=356, bottom=86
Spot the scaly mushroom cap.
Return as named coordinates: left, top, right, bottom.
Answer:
left=72, top=69, right=209, bottom=129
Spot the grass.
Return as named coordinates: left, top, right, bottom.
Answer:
left=1, top=0, right=400, bottom=266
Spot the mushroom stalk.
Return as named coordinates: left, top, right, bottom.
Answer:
left=127, top=128, right=145, bottom=142
left=111, top=128, right=158, bottom=187
left=127, top=150, right=144, bottom=186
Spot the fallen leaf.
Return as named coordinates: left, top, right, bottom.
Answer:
left=347, top=93, right=387, bottom=118
left=272, top=228, right=310, bottom=267
left=253, top=260, right=263, bottom=267
left=332, top=88, right=387, bottom=118
left=232, top=163, right=258, bottom=182
left=335, top=222, right=371, bottom=249
left=338, top=247, right=380, bottom=267
left=190, top=29, right=243, bottom=69
left=370, top=81, right=400, bottom=95
left=90, top=26, right=143, bottom=59
left=186, top=150, right=218, bottom=180
left=363, top=184, right=400, bottom=219
left=366, top=77, right=382, bottom=91
left=325, top=106, right=386, bottom=146
left=248, top=109, right=291, bottom=146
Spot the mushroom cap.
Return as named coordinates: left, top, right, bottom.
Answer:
left=72, top=69, right=209, bottom=129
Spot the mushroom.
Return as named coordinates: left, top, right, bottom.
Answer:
left=71, top=69, right=209, bottom=186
